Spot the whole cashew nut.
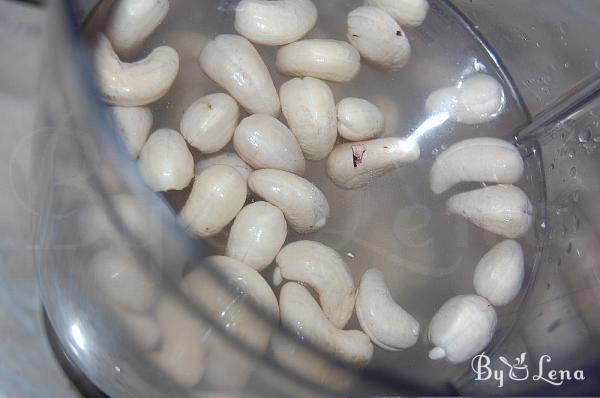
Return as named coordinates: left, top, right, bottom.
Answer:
left=365, top=0, right=429, bottom=27
left=356, top=268, right=420, bottom=350
left=235, top=0, right=318, bottom=46
left=248, top=169, right=330, bottom=234
left=276, top=240, right=355, bottom=328
left=195, top=152, right=253, bottom=182
left=279, top=282, right=373, bottom=367
left=336, top=97, right=385, bottom=141
left=95, top=34, right=179, bottom=106
left=446, top=184, right=533, bottom=239
left=430, top=137, right=524, bottom=194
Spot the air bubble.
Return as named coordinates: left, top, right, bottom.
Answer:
left=578, top=130, right=592, bottom=143
left=559, top=22, right=568, bottom=36
left=569, top=167, right=577, bottom=177
left=567, top=242, right=572, bottom=254
left=568, top=148, right=575, bottom=158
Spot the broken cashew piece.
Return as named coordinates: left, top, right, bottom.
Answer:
left=276, top=241, right=355, bottom=329
left=234, top=114, right=306, bottom=175
left=446, top=184, right=533, bottom=239
left=105, top=0, right=170, bottom=55
left=347, top=6, right=411, bottom=71
left=280, top=77, right=337, bottom=160
left=152, top=296, right=208, bottom=388
left=95, top=33, right=179, bottom=106
left=426, top=73, right=505, bottom=125
left=226, top=202, right=288, bottom=272
left=195, top=152, right=253, bottom=182
left=109, top=106, right=153, bottom=158
left=180, top=93, right=239, bottom=154
left=336, top=97, right=385, bottom=141
left=474, top=240, right=525, bottom=306
left=199, top=34, right=280, bottom=117
left=430, top=137, right=524, bottom=194
left=235, top=0, right=318, bottom=46
left=179, top=165, right=247, bottom=238
left=276, top=39, right=361, bottom=83
left=248, top=169, right=330, bottom=234
left=365, top=0, right=429, bottom=27
left=279, top=282, right=373, bottom=367
left=326, top=137, right=420, bottom=189
left=356, top=268, right=420, bottom=350
left=138, top=129, right=194, bottom=192
left=428, top=294, right=497, bottom=363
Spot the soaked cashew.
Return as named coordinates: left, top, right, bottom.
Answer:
left=118, top=311, right=160, bottom=351
left=430, top=137, right=524, bottom=194
left=474, top=240, right=525, bottom=306
left=276, top=241, right=355, bottom=328
left=226, top=202, right=288, bottom=271
left=280, top=77, right=337, bottom=160
left=276, top=39, right=361, bottom=83
left=152, top=296, right=208, bottom=388
left=336, top=97, right=385, bottom=141
left=326, top=137, right=420, bottom=189
left=235, top=0, right=318, bottom=46
left=248, top=169, right=330, bottom=233
left=105, top=0, right=169, bottom=55
left=234, top=114, right=306, bottom=175
left=356, top=268, right=420, bottom=350
left=426, top=73, right=505, bottom=124
left=138, top=129, right=194, bottom=192
left=91, top=249, right=158, bottom=314
left=446, top=184, right=533, bottom=239
left=195, top=152, right=253, bottom=182
left=179, top=165, right=247, bottom=238
left=109, top=106, right=153, bottom=158
left=365, top=0, right=429, bottom=27
left=428, top=294, right=497, bottom=363
left=279, top=282, right=373, bottom=367
left=347, top=6, right=411, bottom=71
left=180, top=93, right=239, bottom=154
left=199, top=34, right=280, bottom=116
left=95, top=34, right=179, bottom=106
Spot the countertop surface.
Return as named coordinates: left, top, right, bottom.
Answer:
left=0, top=1, right=80, bottom=397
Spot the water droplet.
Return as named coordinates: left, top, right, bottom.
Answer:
left=347, top=252, right=355, bottom=258
left=441, top=144, right=448, bottom=151
left=549, top=163, right=555, bottom=171
left=570, top=167, right=577, bottom=177
left=564, top=62, right=570, bottom=69
left=535, top=41, right=542, bottom=48
left=594, top=136, right=600, bottom=143
left=431, top=148, right=439, bottom=155
left=572, top=190, right=580, bottom=202
left=568, top=148, right=575, bottom=158
left=578, top=129, right=592, bottom=143
left=539, top=219, right=547, bottom=230
left=567, top=242, right=573, bottom=254
left=559, top=22, right=568, bottom=36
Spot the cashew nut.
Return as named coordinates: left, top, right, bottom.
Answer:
left=182, top=256, right=279, bottom=348
left=195, top=152, right=253, bottom=182
left=118, top=311, right=160, bottom=351
left=276, top=241, right=355, bottom=328
left=356, top=268, right=419, bottom=350
left=179, top=165, right=247, bottom=238
left=276, top=39, right=361, bottom=83
left=365, top=0, right=429, bottom=27
left=105, top=0, right=169, bottom=55
left=336, top=97, right=385, bottom=141
left=109, top=106, right=153, bottom=158
left=248, top=169, right=330, bottom=233
left=226, top=202, right=288, bottom=271
left=474, top=240, right=525, bottom=306
left=426, top=73, right=505, bottom=125
left=430, top=137, right=524, bottom=194
left=347, top=6, right=411, bottom=71
left=199, top=34, right=280, bottom=117
left=279, top=282, right=373, bottom=367
left=280, top=77, right=337, bottom=160
left=446, top=184, right=533, bottom=239
left=138, top=129, right=194, bottom=192
left=152, top=296, right=208, bottom=388
left=90, top=249, right=158, bottom=314
left=326, top=137, right=420, bottom=189
left=235, top=0, right=318, bottom=46
left=428, top=294, right=497, bottom=363
left=180, top=93, right=239, bottom=154
left=233, top=114, right=306, bottom=175
left=95, top=33, right=179, bottom=106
